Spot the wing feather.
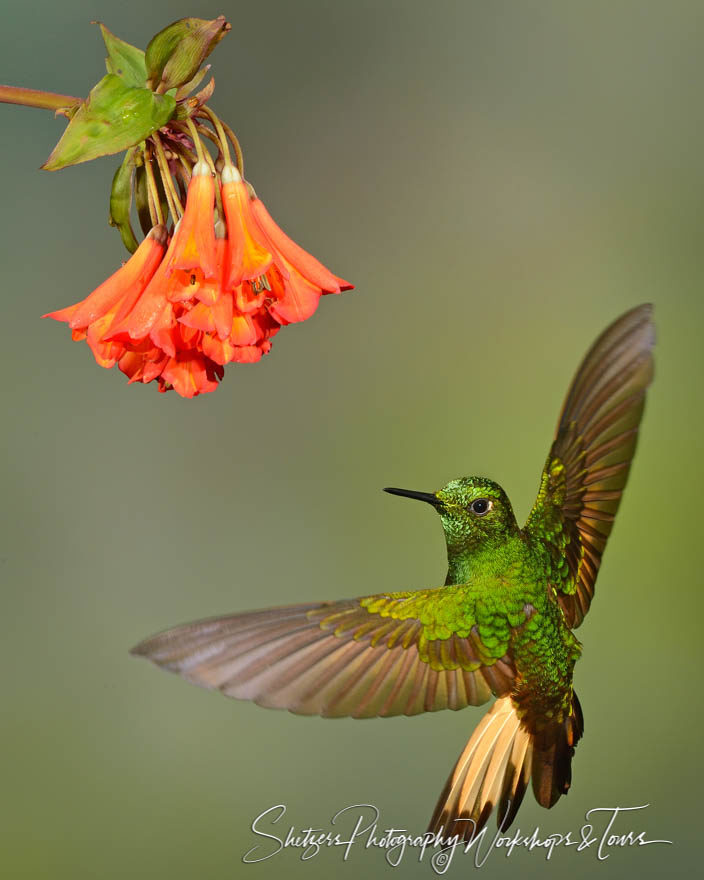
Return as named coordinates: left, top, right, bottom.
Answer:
left=525, top=304, right=655, bottom=627
left=132, top=587, right=523, bottom=718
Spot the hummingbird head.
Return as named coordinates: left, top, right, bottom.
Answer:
left=384, top=476, right=519, bottom=563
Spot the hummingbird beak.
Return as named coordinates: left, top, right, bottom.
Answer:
left=383, top=487, right=443, bottom=509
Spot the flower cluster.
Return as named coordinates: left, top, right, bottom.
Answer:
left=46, top=161, right=352, bottom=396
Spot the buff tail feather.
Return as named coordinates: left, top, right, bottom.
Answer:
left=428, top=694, right=583, bottom=842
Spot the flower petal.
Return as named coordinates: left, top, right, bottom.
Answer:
left=118, top=350, right=169, bottom=385
left=118, top=351, right=146, bottom=383
left=178, top=301, right=215, bottom=333
left=230, top=345, right=264, bottom=363
left=86, top=311, right=126, bottom=367
left=234, top=282, right=266, bottom=314
left=221, top=165, right=273, bottom=288
left=212, top=291, right=233, bottom=341
left=200, top=333, right=235, bottom=365
left=268, top=269, right=321, bottom=324
left=160, top=351, right=222, bottom=397
left=230, top=313, right=257, bottom=346
left=43, top=226, right=167, bottom=329
left=149, top=301, right=180, bottom=358
left=250, top=198, right=352, bottom=293
left=45, top=302, right=81, bottom=324
left=168, top=162, right=218, bottom=279
left=107, top=256, right=172, bottom=340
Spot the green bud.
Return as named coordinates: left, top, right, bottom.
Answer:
left=145, top=16, right=230, bottom=93
left=134, top=164, right=152, bottom=236
left=97, top=22, right=147, bottom=88
left=108, top=148, right=139, bottom=253
left=42, top=74, right=176, bottom=171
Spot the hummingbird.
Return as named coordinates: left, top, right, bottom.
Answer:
left=131, top=303, right=655, bottom=840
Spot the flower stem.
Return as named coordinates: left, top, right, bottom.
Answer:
left=185, top=117, right=206, bottom=165
left=218, top=119, right=245, bottom=177
left=169, top=139, right=198, bottom=166
left=142, top=146, right=164, bottom=227
left=173, top=162, right=189, bottom=204
left=198, top=107, right=232, bottom=167
left=190, top=121, right=221, bottom=158
left=176, top=153, right=193, bottom=185
left=0, top=84, right=80, bottom=113
left=152, top=131, right=183, bottom=220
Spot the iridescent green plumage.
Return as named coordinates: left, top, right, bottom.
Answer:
left=131, top=304, right=655, bottom=840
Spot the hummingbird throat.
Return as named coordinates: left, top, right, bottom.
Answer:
left=444, top=545, right=487, bottom=585
left=439, top=510, right=520, bottom=585
left=443, top=536, right=519, bottom=585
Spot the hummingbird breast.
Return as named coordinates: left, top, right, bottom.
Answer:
left=453, top=537, right=582, bottom=728
left=509, top=590, right=582, bottom=729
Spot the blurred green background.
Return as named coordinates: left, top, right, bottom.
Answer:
left=1, top=1, right=702, bottom=877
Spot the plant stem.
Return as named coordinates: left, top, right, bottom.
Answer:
left=217, top=119, right=245, bottom=177
left=152, top=131, right=183, bottom=220
left=0, top=84, right=80, bottom=113
left=143, top=145, right=164, bottom=227
left=198, top=107, right=232, bottom=167
left=185, top=117, right=206, bottom=165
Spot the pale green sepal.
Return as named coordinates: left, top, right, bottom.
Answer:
left=174, top=76, right=214, bottom=119
left=42, top=74, right=176, bottom=171
left=174, top=65, right=211, bottom=100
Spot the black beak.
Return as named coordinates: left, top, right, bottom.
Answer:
left=383, top=487, right=442, bottom=508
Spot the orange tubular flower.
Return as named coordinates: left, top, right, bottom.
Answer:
left=44, top=221, right=224, bottom=397
left=39, top=18, right=354, bottom=397
left=44, top=226, right=168, bottom=367
left=219, top=163, right=353, bottom=326
left=45, top=129, right=352, bottom=397
left=117, top=349, right=224, bottom=398
left=220, top=164, right=272, bottom=289
left=250, top=196, right=353, bottom=295
left=168, top=161, right=218, bottom=280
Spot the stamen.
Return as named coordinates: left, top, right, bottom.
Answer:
left=251, top=275, right=271, bottom=294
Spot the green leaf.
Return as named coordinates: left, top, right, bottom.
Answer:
left=108, top=148, right=139, bottom=253
left=42, top=74, right=176, bottom=171
left=97, top=22, right=147, bottom=87
left=145, top=16, right=230, bottom=92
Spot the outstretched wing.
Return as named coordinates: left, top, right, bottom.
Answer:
left=131, top=586, right=522, bottom=719
left=525, top=303, right=655, bottom=628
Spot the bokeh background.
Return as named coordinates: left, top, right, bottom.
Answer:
left=1, top=1, right=702, bottom=877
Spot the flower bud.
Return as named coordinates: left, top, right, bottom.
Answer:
left=145, top=16, right=230, bottom=93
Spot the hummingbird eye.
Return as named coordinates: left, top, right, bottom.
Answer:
left=470, top=498, right=492, bottom=516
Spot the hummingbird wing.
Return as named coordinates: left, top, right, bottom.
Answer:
left=131, top=585, right=520, bottom=718
left=525, top=303, right=655, bottom=628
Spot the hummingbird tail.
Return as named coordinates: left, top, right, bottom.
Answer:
left=427, top=693, right=583, bottom=842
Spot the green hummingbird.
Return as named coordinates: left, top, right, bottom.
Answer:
left=131, top=304, right=655, bottom=840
